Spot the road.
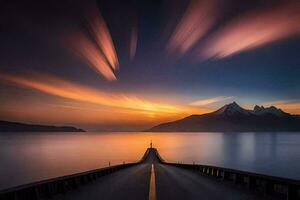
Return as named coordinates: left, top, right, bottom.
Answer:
left=53, top=149, right=264, bottom=200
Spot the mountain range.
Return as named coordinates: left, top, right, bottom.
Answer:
left=147, top=102, right=300, bottom=132
left=0, top=121, right=85, bottom=132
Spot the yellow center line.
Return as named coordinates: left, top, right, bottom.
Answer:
left=148, top=164, right=156, bottom=200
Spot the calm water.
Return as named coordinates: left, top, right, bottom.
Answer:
left=0, top=132, right=300, bottom=190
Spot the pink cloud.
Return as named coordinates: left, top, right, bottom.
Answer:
left=166, top=0, right=218, bottom=55
left=200, top=1, right=300, bottom=59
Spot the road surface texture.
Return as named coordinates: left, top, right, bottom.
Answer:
left=53, top=149, right=265, bottom=200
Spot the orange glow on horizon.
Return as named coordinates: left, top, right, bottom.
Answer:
left=0, top=72, right=181, bottom=114
left=0, top=72, right=211, bottom=128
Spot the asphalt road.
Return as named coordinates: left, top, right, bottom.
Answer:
left=52, top=149, right=264, bottom=200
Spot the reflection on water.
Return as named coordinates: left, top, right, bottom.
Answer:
left=0, top=132, right=300, bottom=189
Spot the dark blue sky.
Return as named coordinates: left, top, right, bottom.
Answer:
left=0, top=0, right=299, bottom=130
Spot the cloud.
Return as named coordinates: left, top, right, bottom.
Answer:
left=67, top=6, right=119, bottom=81
left=200, top=1, right=300, bottom=59
left=0, top=72, right=213, bottom=128
left=130, top=26, right=138, bottom=61
left=87, top=8, right=119, bottom=69
left=69, top=32, right=116, bottom=81
left=166, top=0, right=217, bottom=55
left=0, top=72, right=182, bottom=114
left=190, top=96, right=233, bottom=106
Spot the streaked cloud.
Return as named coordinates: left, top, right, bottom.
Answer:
left=190, top=96, right=233, bottom=106
left=87, top=9, right=119, bottom=69
left=262, top=100, right=300, bottom=114
left=67, top=6, right=119, bottom=81
left=0, top=72, right=212, bottom=129
left=130, top=26, right=138, bottom=61
left=200, top=1, right=300, bottom=59
left=69, top=32, right=116, bottom=81
left=166, top=0, right=217, bottom=55
left=0, top=72, right=181, bottom=114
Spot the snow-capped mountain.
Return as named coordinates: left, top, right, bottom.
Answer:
left=147, top=102, right=300, bottom=132
left=253, top=105, right=289, bottom=117
left=213, top=102, right=251, bottom=116
left=212, top=102, right=290, bottom=117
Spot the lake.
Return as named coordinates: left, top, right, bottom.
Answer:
left=0, top=132, right=300, bottom=190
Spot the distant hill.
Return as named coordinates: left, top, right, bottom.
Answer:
left=0, top=121, right=85, bottom=132
left=147, top=102, right=300, bottom=132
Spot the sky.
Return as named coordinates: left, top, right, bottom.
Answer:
left=0, top=0, right=300, bottom=131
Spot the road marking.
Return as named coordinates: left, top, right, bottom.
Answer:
left=149, top=164, right=156, bottom=200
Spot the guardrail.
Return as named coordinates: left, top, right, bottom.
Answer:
left=2, top=148, right=299, bottom=200
left=0, top=149, right=151, bottom=200
left=155, top=149, right=300, bottom=200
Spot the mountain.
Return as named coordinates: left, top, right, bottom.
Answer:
left=0, top=121, right=85, bottom=132
left=147, top=102, right=300, bottom=132
left=253, top=105, right=289, bottom=117
left=213, top=101, right=252, bottom=116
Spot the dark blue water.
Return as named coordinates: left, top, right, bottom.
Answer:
left=0, top=132, right=299, bottom=190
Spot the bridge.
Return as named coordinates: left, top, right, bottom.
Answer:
left=0, top=148, right=299, bottom=200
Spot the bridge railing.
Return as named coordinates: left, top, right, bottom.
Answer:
left=0, top=149, right=152, bottom=200
left=155, top=148, right=300, bottom=200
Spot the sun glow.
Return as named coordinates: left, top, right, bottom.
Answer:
left=0, top=72, right=211, bottom=129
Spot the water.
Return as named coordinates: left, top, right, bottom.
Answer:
left=0, top=132, right=300, bottom=190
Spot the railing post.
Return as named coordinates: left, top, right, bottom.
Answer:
left=287, top=184, right=298, bottom=200
left=34, top=186, right=40, bottom=200
left=221, top=171, right=227, bottom=181
left=264, top=180, right=274, bottom=196
left=216, top=169, right=221, bottom=178
left=60, top=181, right=66, bottom=194
left=46, top=183, right=52, bottom=198
left=14, top=191, right=17, bottom=200
left=206, top=168, right=209, bottom=175
left=72, top=177, right=78, bottom=189
left=248, top=176, right=255, bottom=189
left=234, top=174, right=242, bottom=185
left=233, top=173, right=237, bottom=184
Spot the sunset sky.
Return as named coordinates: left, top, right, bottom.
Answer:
left=0, top=0, right=300, bottom=131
